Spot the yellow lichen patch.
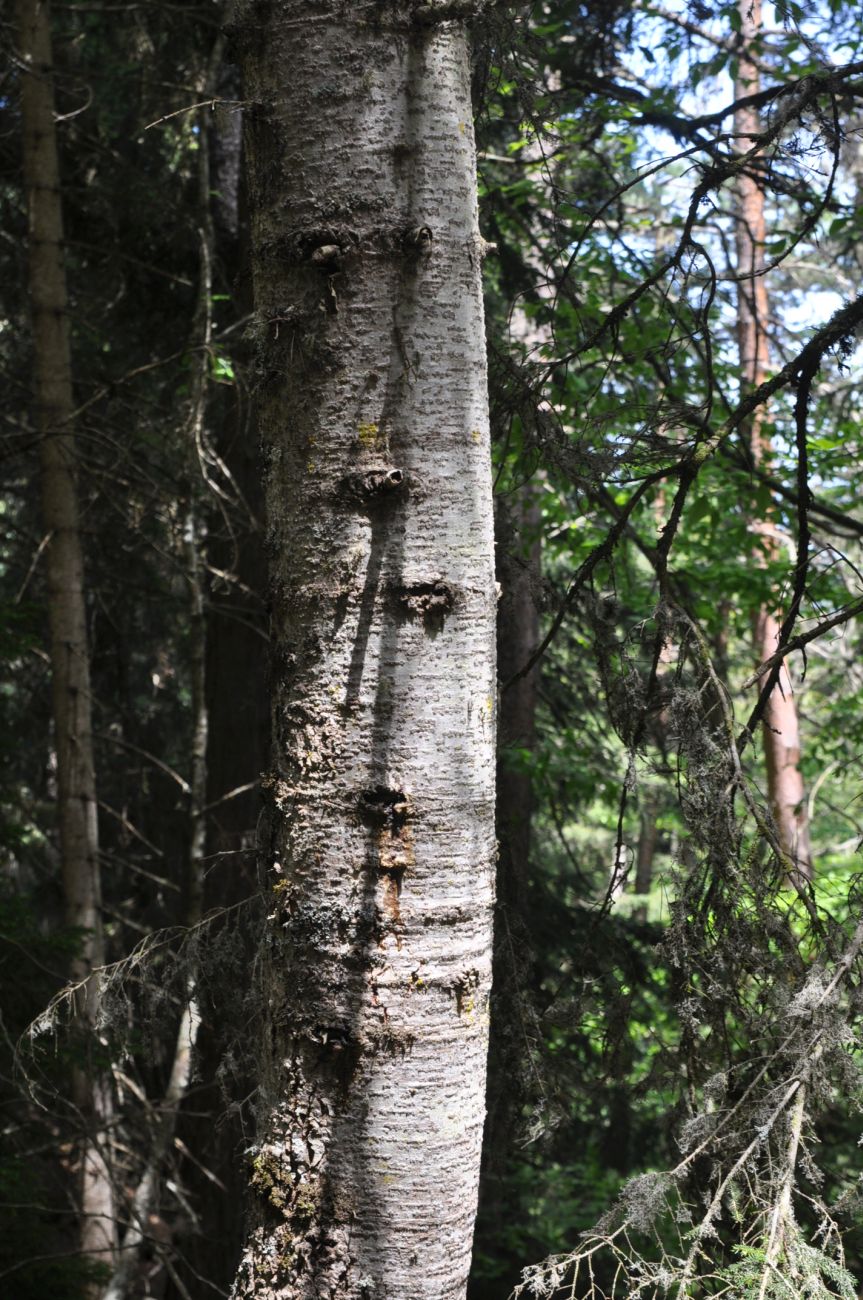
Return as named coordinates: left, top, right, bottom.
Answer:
left=452, top=968, right=481, bottom=1020
left=357, top=420, right=380, bottom=447
left=306, top=459, right=316, bottom=474
left=458, top=121, right=466, bottom=134
left=471, top=428, right=481, bottom=443
left=251, top=1150, right=288, bottom=1211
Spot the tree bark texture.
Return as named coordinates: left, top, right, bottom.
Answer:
left=734, top=0, right=812, bottom=882
left=232, top=4, right=497, bottom=1298
left=17, top=0, right=116, bottom=1274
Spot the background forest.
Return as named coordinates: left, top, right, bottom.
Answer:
left=3, top=0, right=863, bottom=1297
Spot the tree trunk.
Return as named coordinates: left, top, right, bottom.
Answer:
left=106, top=58, right=222, bottom=1289
left=175, top=55, right=268, bottom=1296
left=17, top=0, right=116, bottom=1278
left=734, top=0, right=813, bottom=883
left=231, top=5, right=497, bottom=1299
left=472, top=490, right=541, bottom=1249
left=496, top=491, right=541, bottom=897
left=635, top=798, right=658, bottom=898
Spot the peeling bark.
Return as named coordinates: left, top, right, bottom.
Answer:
left=17, top=0, right=116, bottom=1279
left=231, top=4, right=496, bottom=1298
left=734, top=0, right=813, bottom=883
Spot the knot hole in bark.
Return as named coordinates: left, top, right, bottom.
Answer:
left=341, top=467, right=407, bottom=510
left=451, top=967, right=481, bottom=1017
left=401, top=224, right=433, bottom=259
left=310, top=1024, right=362, bottom=1088
left=359, top=785, right=410, bottom=833
left=412, top=0, right=485, bottom=22
left=288, top=226, right=356, bottom=265
left=396, top=579, right=456, bottom=633
left=359, top=787, right=414, bottom=925
left=311, top=243, right=342, bottom=268
left=363, top=467, right=404, bottom=494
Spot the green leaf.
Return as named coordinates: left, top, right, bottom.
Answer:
left=211, top=354, right=235, bottom=381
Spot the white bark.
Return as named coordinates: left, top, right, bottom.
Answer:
left=231, top=4, right=496, bottom=1298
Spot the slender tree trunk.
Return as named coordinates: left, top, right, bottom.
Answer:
left=496, top=491, right=541, bottom=895
left=17, top=0, right=116, bottom=1277
left=179, top=69, right=268, bottom=1296
left=102, top=511, right=207, bottom=1300
left=634, top=484, right=674, bottom=912
left=635, top=799, right=658, bottom=898
left=734, top=0, right=813, bottom=883
left=473, top=123, right=549, bottom=1279
left=471, top=490, right=542, bottom=1271
left=104, top=59, right=221, bottom=1289
left=232, top=5, right=496, bottom=1298
left=101, top=1001, right=201, bottom=1300
left=203, top=54, right=267, bottom=881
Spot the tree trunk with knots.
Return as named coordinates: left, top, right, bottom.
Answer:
left=231, top=3, right=497, bottom=1297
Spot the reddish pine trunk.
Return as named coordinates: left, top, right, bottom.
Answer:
left=734, top=0, right=812, bottom=883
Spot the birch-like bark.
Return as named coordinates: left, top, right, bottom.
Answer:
left=734, top=0, right=812, bottom=883
left=232, top=4, right=496, bottom=1297
left=17, top=0, right=116, bottom=1276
